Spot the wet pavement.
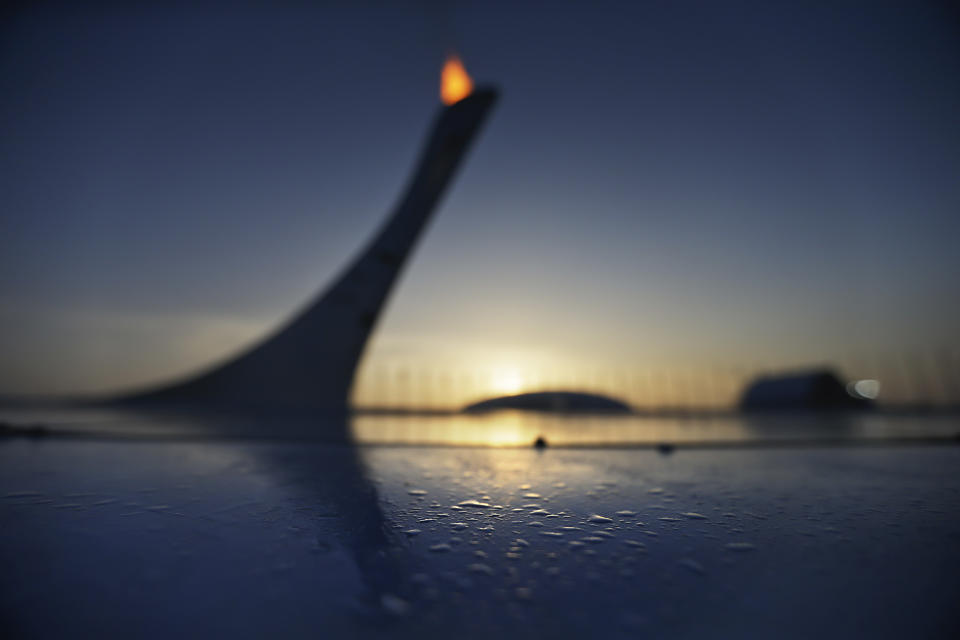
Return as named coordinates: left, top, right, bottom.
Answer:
left=2, top=436, right=959, bottom=638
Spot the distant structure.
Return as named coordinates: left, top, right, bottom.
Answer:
left=739, top=369, right=873, bottom=411
left=463, top=391, right=632, bottom=414
left=113, top=88, right=498, bottom=413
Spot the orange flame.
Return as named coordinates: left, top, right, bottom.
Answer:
left=440, top=54, right=473, bottom=105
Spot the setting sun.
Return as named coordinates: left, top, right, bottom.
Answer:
left=490, top=368, right=525, bottom=395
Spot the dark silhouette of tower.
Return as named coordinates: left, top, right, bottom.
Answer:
left=115, top=89, right=498, bottom=413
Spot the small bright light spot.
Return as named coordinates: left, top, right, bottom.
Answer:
left=848, top=379, right=880, bottom=399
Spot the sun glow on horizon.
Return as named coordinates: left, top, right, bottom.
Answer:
left=489, top=368, right=525, bottom=395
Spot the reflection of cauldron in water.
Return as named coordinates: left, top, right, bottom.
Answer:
left=259, top=432, right=410, bottom=607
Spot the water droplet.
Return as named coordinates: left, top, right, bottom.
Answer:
left=615, top=510, right=638, bottom=517
left=527, top=521, right=544, bottom=527
left=429, top=544, right=452, bottom=552
left=529, top=509, right=550, bottom=516
left=683, top=512, right=708, bottom=520
left=514, top=538, right=530, bottom=547
left=588, top=514, right=613, bottom=524
left=519, top=484, right=532, bottom=490
left=658, top=517, right=681, bottom=522
left=539, top=531, right=564, bottom=538
left=403, top=529, right=421, bottom=537
left=568, top=541, right=586, bottom=550
left=582, top=536, right=606, bottom=544
left=450, top=522, right=469, bottom=531
left=380, top=594, right=410, bottom=616
left=623, top=540, right=647, bottom=548
left=523, top=493, right=542, bottom=499
left=678, top=558, right=705, bottom=575
left=407, top=489, right=428, bottom=496
left=468, top=563, right=495, bottom=576
left=505, top=552, right=522, bottom=560
left=458, top=499, right=492, bottom=508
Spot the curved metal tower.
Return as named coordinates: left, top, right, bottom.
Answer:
left=116, top=89, right=498, bottom=412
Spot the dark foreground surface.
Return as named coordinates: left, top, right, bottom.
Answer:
left=2, top=433, right=959, bottom=638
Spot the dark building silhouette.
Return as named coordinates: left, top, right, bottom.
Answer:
left=739, top=369, right=873, bottom=411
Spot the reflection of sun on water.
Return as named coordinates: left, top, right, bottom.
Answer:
left=351, top=412, right=539, bottom=447
left=478, top=412, right=532, bottom=446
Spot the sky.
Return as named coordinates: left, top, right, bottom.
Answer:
left=1, top=0, right=959, bottom=407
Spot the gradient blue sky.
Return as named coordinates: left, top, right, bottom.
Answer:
left=1, top=1, right=958, bottom=402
